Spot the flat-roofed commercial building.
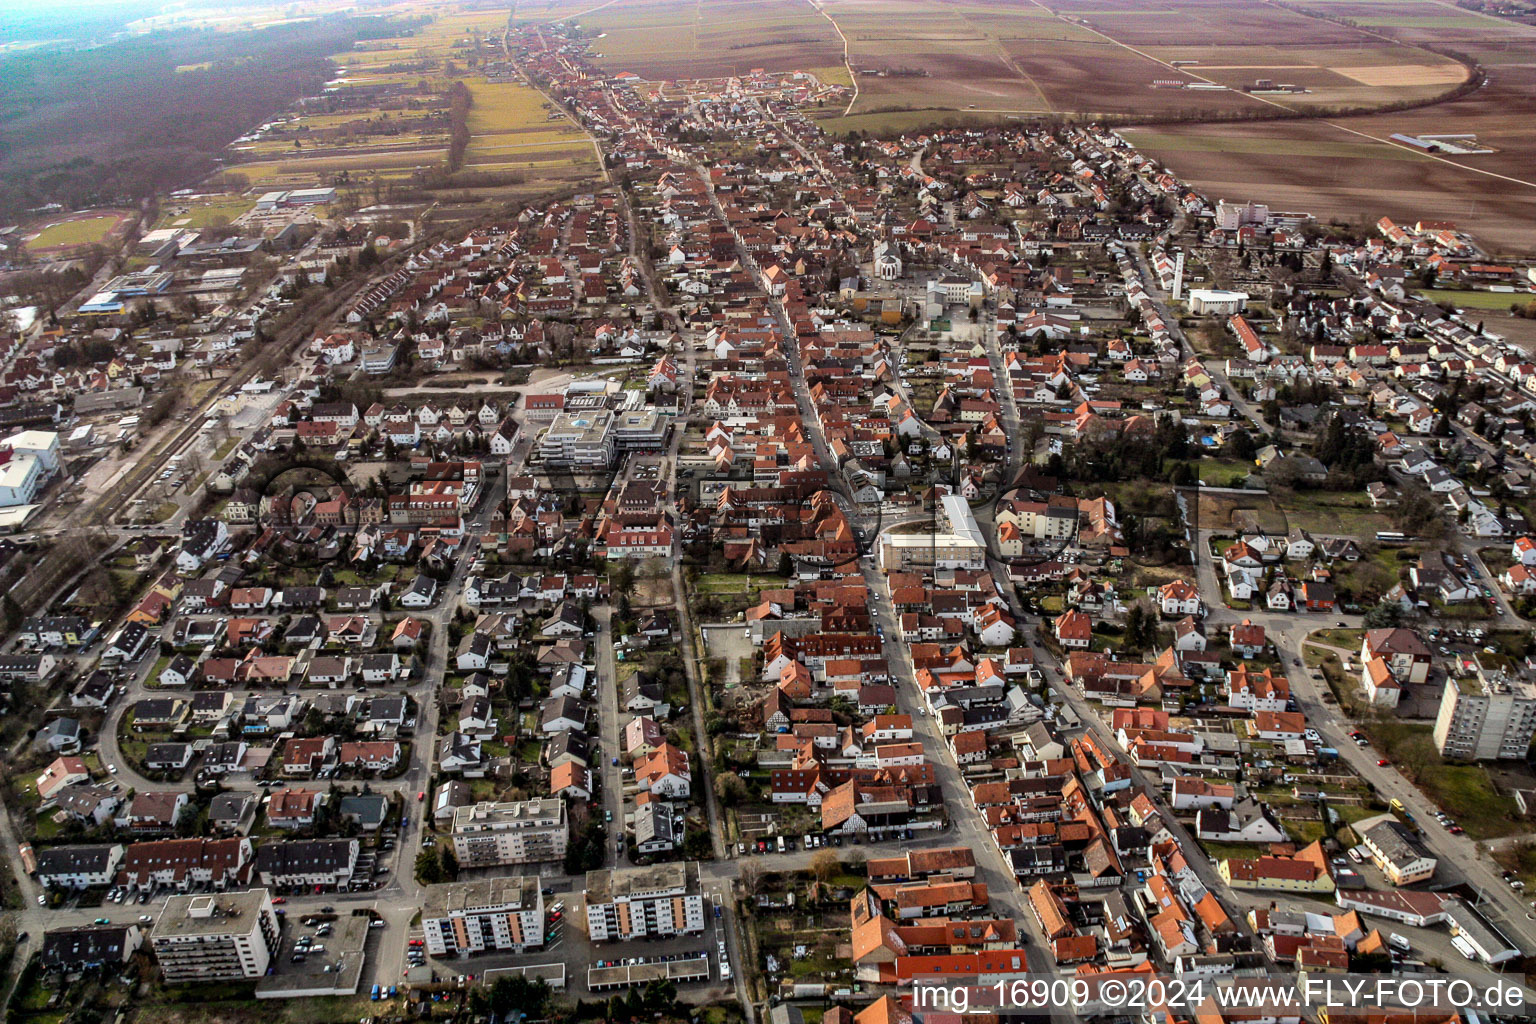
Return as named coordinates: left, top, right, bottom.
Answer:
left=1355, top=814, right=1437, bottom=885
left=1442, top=898, right=1521, bottom=966
left=451, top=798, right=568, bottom=868
left=149, top=889, right=279, bottom=983
left=421, top=876, right=545, bottom=957
left=581, top=862, right=706, bottom=942
left=879, top=495, right=987, bottom=572
left=538, top=410, right=615, bottom=468
left=612, top=409, right=667, bottom=451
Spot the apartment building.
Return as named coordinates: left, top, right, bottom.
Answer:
left=421, top=876, right=545, bottom=958
left=1432, top=660, right=1536, bottom=760
left=149, top=889, right=280, bottom=983
left=581, top=862, right=706, bottom=942
left=450, top=798, right=568, bottom=868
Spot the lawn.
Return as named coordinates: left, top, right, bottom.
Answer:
left=1196, top=457, right=1254, bottom=487
left=1273, top=491, right=1395, bottom=536
left=1363, top=720, right=1521, bottom=839
left=28, top=213, right=121, bottom=249
left=156, top=197, right=254, bottom=230
left=694, top=573, right=771, bottom=594
left=1283, top=818, right=1329, bottom=844
left=1310, top=628, right=1364, bottom=651
left=1493, top=840, right=1536, bottom=891
left=1199, top=840, right=1273, bottom=862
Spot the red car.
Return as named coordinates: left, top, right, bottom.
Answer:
left=417, top=791, right=425, bottom=801
left=272, top=897, right=286, bottom=904
left=1376, top=759, right=1390, bottom=767
left=409, top=939, right=424, bottom=948
left=1449, top=825, right=1465, bottom=834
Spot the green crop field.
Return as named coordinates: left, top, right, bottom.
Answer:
left=1420, top=288, right=1533, bottom=310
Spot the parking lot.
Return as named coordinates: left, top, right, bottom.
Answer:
left=255, top=912, right=378, bottom=999
left=398, top=896, right=734, bottom=1000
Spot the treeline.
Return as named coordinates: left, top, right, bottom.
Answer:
left=446, top=81, right=473, bottom=173
left=0, top=17, right=395, bottom=222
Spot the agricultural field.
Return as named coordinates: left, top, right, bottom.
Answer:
left=1140, top=43, right=1469, bottom=109
left=1126, top=117, right=1536, bottom=256
left=559, top=0, right=1490, bottom=128
left=575, top=0, right=845, bottom=81
left=1002, top=39, right=1267, bottom=117
left=198, top=0, right=606, bottom=208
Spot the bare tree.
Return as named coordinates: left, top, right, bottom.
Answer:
left=811, top=849, right=840, bottom=883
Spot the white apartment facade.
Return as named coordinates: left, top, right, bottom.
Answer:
left=450, top=798, right=569, bottom=868
left=583, top=862, right=707, bottom=943
left=421, top=876, right=545, bottom=957
left=1432, top=668, right=1536, bottom=761
left=149, top=890, right=280, bottom=983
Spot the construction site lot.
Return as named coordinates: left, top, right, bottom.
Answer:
left=21, top=209, right=134, bottom=256
left=1124, top=116, right=1536, bottom=257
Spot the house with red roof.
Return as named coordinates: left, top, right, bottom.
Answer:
left=1054, top=609, right=1092, bottom=649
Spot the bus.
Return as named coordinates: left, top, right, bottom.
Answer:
left=1376, top=531, right=1410, bottom=545
left=1390, top=798, right=1406, bottom=814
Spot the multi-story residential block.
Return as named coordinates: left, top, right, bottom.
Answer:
left=149, top=889, right=280, bottom=983
left=581, top=862, right=707, bottom=942
left=1432, top=659, right=1536, bottom=760
left=421, top=876, right=545, bottom=957
left=450, top=798, right=568, bottom=868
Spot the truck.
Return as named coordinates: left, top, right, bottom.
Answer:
left=1388, top=933, right=1412, bottom=954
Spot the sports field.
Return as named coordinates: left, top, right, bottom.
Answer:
left=27, top=214, right=123, bottom=249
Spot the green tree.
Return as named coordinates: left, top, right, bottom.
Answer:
left=3, top=593, right=23, bottom=631
left=487, top=976, right=550, bottom=1018
left=1226, top=428, right=1256, bottom=461
left=414, top=849, right=445, bottom=885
